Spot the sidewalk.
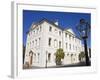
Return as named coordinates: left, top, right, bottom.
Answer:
left=24, top=62, right=90, bottom=69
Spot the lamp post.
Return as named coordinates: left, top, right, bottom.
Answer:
left=76, top=19, right=90, bottom=66
left=45, top=51, right=48, bottom=68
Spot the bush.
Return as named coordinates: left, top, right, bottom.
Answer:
left=55, top=48, right=65, bottom=65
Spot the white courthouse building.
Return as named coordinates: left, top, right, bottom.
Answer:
left=24, top=19, right=84, bottom=67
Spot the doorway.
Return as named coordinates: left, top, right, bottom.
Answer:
left=29, top=51, right=33, bottom=66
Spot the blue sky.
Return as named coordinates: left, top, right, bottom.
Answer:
left=23, top=10, right=91, bottom=48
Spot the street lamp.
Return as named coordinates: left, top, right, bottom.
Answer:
left=76, top=19, right=90, bottom=66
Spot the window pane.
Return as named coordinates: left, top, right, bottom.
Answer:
left=49, top=26, right=52, bottom=32
left=48, top=38, right=51, bottom=46
left=59, top=31, right=61, bottom=36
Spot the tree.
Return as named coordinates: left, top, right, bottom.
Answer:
left=55, top=48, right=65, bottom=65
left=79, top=51, right=85, bottom=62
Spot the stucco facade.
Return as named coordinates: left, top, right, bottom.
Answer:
left=24, top=19, right=84, bottom=67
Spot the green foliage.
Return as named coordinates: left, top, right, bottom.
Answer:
left=79, top=51, right=85, bottom=62
left=55, top=48, right=65, bottom=65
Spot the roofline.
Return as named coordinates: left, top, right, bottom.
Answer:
left=64, top=31, right=81, bottom=40
left=26, top=19, right=81, bottom=40
left=31, top=18, right=62, bottom=30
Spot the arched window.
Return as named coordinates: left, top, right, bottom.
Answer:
left=49, top=26, right=52, bottom=32
left=29, top=51, right=33, bottom=65
left=55, top=29, right=57, bottom=33
left=48, top=38, right=51, bottom=46
left=59, top=31, right=61, bottom=36
left=35, top=39, right=37, bottom=46
left=29, top=51, right=33, bottom=56
left=33, top=30, right=35, bottom=34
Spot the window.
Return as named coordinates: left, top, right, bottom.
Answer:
left=38, top=53, right=40, bottom=63
left=35, top=39, right=37, bottom=46
left=66, top=43, right=67, bottom=49
left=48, top=38, right=51, bottom=46
left=54, top=39, right=57, bottom=48
left=59, top=41, right=61, bottom=48
left=39, top=38, right=41, bottom=46
left=33, top=30, right=35, bottom=34
left=69, top=44, right=71, bottom=50
left=32, top=53, right=36, bottom=62
left=49, top=26, right=52, bottom=32
left=59, top=31, right=61, bottom=36
left=48, top=53, right=51, bottom=62
left=55, top=29, right=57, bottom=33
left=71, top=54, right=73, bottom=57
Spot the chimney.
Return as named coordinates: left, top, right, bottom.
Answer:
left=54, top=20, right=59, bottom=25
